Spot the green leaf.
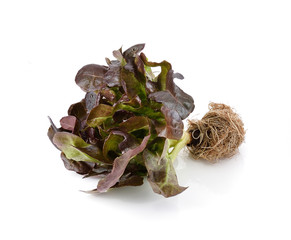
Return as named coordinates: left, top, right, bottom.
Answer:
left=87, top=104, right=113, bottom=127
left=144, top=138, right=187, bottom=198
left=53, top=132, right=106, bottom=165
left=115, top=103, right=164, bottom=120
left=119, top=116, right=149, bottom=133
left=120, top=68, right=147, bottom=102
left=102, top=133, right=124, bottom=163
left=140, top=52, right=171, bottom=91
left=144, top=65, right=155, bottom=81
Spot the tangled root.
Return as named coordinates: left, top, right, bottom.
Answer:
left=187, top=103, right=245, bottom=162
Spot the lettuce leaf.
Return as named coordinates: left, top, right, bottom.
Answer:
left=95, top=135, right=150, bottom=193
left=53, top=132, right=106, bottom=165
left=144, top=138, right=187, bottom=198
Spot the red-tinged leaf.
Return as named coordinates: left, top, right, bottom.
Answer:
left=68, top=101, right=87, bottom=120
left=83, top=167, right=111, bottom=179
left=142, top=53, right=194, bottom=120
left=119, top=116, right=149, bottom=133
left=100, top=88, right=116, bottom=102
left=165, top=69, right=194, bottom=119
left=112, top=173, right=144, bottom=188
left=110, top=130, right=139, bottom=153
left=47, top=116, right=60, bottom=149
left=85, top=91, right=100, bottom=112
left=104, top=60, right=121, bottom=87
left=135, top=55, right=145, bottom=75
left=60, top=152, right=95, bottom=174
left=75, top=64, right=109, bottom=92
left=84, top=127, right=103, bottom=146
left=145, top=80, right=158, bottom=94
left=86, top=104, right=113, bottom=127
left=60, top=116, right=77, bottom=132
left=149, top=88, right=194, bottom=120
left=53, top=132, right=106, bottom=165
left=123, top=44, right=145, bottom=59
left=102, top=132, right=124, bottom=163
left=105, top=57, right=111, bottom=65
left=158, top=106, right=184, bottom=140
left=112, top=110, right=135, bottom=123
left=113, top=48, right=123, bottom=62
left=95, top=135, right=150, bottom=193
left=140, top=52, right=171, bottom=91
left=120, top=68, right=147, bottom=102
left=144, top=141, right=187, bottom=198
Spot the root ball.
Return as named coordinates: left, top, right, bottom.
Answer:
left=187, top=103, right=245, bottom=162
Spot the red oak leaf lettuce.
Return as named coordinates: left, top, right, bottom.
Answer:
left=48, top=44, right=194, bottom=197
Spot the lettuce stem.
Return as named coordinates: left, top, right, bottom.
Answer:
left=167, top=131, right=191, bottom=162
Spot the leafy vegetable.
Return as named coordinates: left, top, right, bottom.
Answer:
left=48, top=44, right=194, bottom=197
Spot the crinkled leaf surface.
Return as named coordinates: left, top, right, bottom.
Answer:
left=53, top=132, right=105, bottom=164
left=75, top=64, right=109, bottom=92
left=104, top=60, right=121, bottom=87
left=121, top=68, right=147, bottom=102
left=158, top=106, right=184, bottom=140
left=118, top=116, right=149, bottom=133
left=87, top=104, right=113, bottom=127
left=95, top=135, right=150, bottom=193
left=149, top=69, right=194, bottom=120
left=49, top=43, right=195, bottom=197
left=110, top=130, right=139, bottom=153
left=142, top=52, right=194, bottom=120
left=115, top=104, right=164, bottom=120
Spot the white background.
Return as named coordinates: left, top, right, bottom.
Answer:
left=1, top=0, right=291, bottom=239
